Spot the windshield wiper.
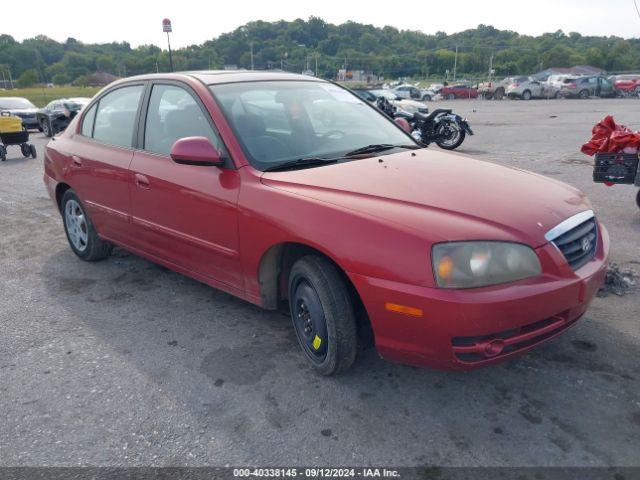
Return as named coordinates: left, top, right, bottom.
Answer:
left=344, top=143, right=420, bottom=157
left=264, top=157, right=339, bottom=172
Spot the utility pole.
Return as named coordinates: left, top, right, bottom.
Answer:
left=162, top=18, right=174, bottom=72
left=315, top=54, right=318, bottom=77
left=488, top=54, right=493, bottom=79
left=250, top=42, right=254, bottom=70
left=453, top=45, right=458, bottom=82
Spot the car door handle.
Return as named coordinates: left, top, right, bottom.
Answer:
left=134, top=173, right=150, bottom=189
left=71, top=155, right=82, bottom=167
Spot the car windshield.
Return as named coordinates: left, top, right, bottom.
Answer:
left=211, top=81, right=414, bottom=171
left=0, top=98, right=36, bottom=109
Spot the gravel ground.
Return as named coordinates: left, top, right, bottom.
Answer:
left=0, top=98, right=639, bottom=467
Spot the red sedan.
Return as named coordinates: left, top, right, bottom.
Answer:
left=44, top=71, right=608, bottom=375
left=440, top=84, right=479, bottom=100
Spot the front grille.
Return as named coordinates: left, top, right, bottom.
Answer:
left=551, top=218, right=597, bottom=270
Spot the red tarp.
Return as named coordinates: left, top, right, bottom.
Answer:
left=581, top=115, right=640, bottom=156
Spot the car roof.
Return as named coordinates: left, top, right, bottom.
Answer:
left=115, top=70, right=325, bottom=86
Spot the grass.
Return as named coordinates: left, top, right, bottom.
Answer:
left=0, top=86, right=101, bottom=107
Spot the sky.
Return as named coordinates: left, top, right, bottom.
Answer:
left=5, top=0, right=640, bottom=48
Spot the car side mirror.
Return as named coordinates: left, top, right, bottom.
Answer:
left=394, top=117, right=412, bottom=133
left=170, top=136, right=224, bottom=167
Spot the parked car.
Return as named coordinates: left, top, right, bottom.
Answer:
left=546, top=74, right=574, bottom=90
left=352, top=88, right=428, bottom=113
left=440, top=84, right=478, bottom=100
left=36, top=97, right=91, bottom=137
left=560, top=76, right=616, bottom=99
left=393, top=85, right=439, bottom=101
left=611, top=74, right=640, bottom=96
left=0, top=97, right=39, bottom=129
left=506, top=77, right=559, bottom=100
left=45, top=71, right=608, bottom=375
left=478, top=77, right=509, bottom=100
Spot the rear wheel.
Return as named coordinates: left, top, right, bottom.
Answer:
left=435, top=120, right=466, bottom=150
left=29, top=144, right=37, bottom=158
left=20, top=144, right=30, bottom=157
left=422, top=94, right=432, bottom=102
left=522, top=90, right=532, bottom=100
left=0, top=145, right=6, bottom=161
left=579, top=89, right=590, bottom=99
left=636, top=190, right=640, bottom=209
left=447, top=93, right=455, bottom=100
left=288, top=256, right=357, bottom=375
left=61, top=189, right=113, bottom=261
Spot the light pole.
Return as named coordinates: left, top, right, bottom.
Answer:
left=250, top=42, right=254, bottom=70
left=162, top=18, right=174, bottom=72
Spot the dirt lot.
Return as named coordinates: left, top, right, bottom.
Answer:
left=0, top=98, right=639, bottom=467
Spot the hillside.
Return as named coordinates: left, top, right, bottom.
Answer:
left=1, top=18, right=638, bottom=86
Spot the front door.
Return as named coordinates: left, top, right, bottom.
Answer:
left=129, top=83, right=243, bottom=289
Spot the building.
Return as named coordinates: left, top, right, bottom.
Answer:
left=531, top=65, right=604, bottom=81
left=336, top=69, right=380, bottom=84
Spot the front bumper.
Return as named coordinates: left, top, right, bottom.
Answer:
left=349, top=224, right=609, bottom=370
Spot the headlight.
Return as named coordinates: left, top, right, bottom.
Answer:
left=432, top=241, right=541, bottom=289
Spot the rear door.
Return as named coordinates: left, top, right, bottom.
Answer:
left=69, top=83, right=145, bottom=245
left=128, top=81, right=243, bottom=289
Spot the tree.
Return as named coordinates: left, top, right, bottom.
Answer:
left=17, top=68, right=39, bottom=87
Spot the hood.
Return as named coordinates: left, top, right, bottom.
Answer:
left=261, top=149, right=590, bottom=247
left=5, top=108, right=38, bottom=116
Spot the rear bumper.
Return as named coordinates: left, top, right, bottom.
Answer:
left=349, top=225, right=609, bottom=370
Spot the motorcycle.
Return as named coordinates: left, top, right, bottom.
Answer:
left=376, top=96, right=473, bottom=150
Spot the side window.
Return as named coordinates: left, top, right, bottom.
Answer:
left=81, top=103, right=97, bottom=137
left=144, top=84, right=223, bottom=156
left=93, top=85, right=144, bottom=148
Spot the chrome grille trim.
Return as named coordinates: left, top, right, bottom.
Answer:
left=546, top=212, right=598, bottom=271
left=544, top=210, right=594, bottom=242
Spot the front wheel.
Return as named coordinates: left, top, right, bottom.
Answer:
left=636, top=190, right=640, bottom=209
left=435, top=120, right=466, bottom=150
left=579, top=89, right=590, bottom=99
left=61, top=189, right=113, bottom=261
left=288, top=256, right=357, bottom=375
left=447, top=93, right=455, bottom=100
left=41, top=118, right=53, bottom=137
left=522, top=90, right=532, bottom=100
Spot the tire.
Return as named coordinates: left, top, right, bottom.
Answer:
left=494, top=88, right=504, bottom=100
left=41, top=118, right=53, bottom=137
left=61, top=189, right=113, bottom=262
left=0, top=146, right=6, bottom=162
left=579, top=89, right=589, bottom=99
left=636, top=190, right=640, bottom=210
left=288, top=255, right=357, bottom=375
left=29, top=144, right=37, bottom=159
left=522, top=90, right=532, bottom=100
left=20, top=144, right=30, bottom=157
left=554, top=91, right=561, bottom=99
left=482, top=92, right=493, bottom=100
left=422, top=95, right=432, bottom=102
left=447, top=93, right=455, bottom=100
left=435, top=120, right=466, bottom=150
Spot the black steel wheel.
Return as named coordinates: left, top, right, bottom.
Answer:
left=288, top=256, right=357, bottom=375
left=29, top=144, right=37, bottom=159
left=636, top=189, right=640, bottom=210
